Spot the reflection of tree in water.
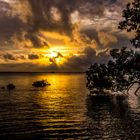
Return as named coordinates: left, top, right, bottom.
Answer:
left=86, top=96, right=140, bottom=139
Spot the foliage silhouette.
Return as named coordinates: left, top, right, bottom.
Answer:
left=119, top=0, right=140, bottom=48
left=86, top=47, right=140, bottom=94
left=86, top=0, right=140, bottom=94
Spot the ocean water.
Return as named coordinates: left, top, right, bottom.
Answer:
left=0, top=73, right=139, bottom=140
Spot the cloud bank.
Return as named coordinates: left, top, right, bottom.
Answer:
left=0, top=0, right=133, bottom=72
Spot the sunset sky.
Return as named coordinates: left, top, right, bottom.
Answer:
left=0, top=0, right=133, bottom=72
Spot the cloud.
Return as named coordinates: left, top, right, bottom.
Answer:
left=3, top=53, right=17, bottom=61
left=0, top=0, right=134, bottom=72
left=0, top=0, right=11, bottom=17
left=8, top=0, right=129, bottom=35
left=78, top=26, right=131, bottom=50
left=64, top=47, right=96, bottom=71
left=23, top=0, right=127, bottom=35
left=28, top=54, right=39, bottom=60
left=0, top=47, right=110, bottom=72
left=61, top=47, right=110, bottom=72
left=0, top=0, right=131, bottom=49
left=98, top=31, right=118, bottom=47
left=0, top=1, right=28, bottom=49
left=2, top=53, right=26, bottom=61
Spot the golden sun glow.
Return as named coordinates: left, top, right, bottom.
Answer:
left=50, top=51, right=58, bottom=58
left=55, top=57, right=62, bottom=63
left=31, top=44, right=78, bottom=65
left=50, top=51, right=64, bottom=64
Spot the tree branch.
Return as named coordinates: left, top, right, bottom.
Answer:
left=127, top=81, right=140, bottom=94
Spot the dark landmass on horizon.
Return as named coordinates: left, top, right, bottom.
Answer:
left=0, top=71, right=85, bottom=74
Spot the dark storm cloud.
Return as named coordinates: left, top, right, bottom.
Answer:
left=18, top=55, right=26, bottom=60
left=27, top=0, right=76, bottom=35
left=81, top=27, right=131, bottom=50
left=62, top=47, right=110, bottom=72
left=0, top=0, right=130, bottom=48
left=3, top=53, right=17, bottom=61
left=0, top=1, right=27, bottom=46
left=28, top=54, right=39, bottom=60
left=109, top=32, right=132, bottom=48
left=0, top=47, right=110, bottom=72
left=0, top=1, right=11, bottom=16
left=0, top=0, right=133, bottom=72
left=64, top=47, right=96, bottom=71
left=96, top=49, right=111, bottom=64
left=2, top=53, right=26, bottom=61
left=0, top=16, right=26, bottom=40
left=26, top=0, right=124, bottom=35
left=81, top=28, right=99, bottom=42
left=25, top=33, right=42, bottom=48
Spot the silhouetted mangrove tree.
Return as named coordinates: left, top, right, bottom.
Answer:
left=86, top=47, right=140, bottom=94
left=86, top=0, right=140, bottom=94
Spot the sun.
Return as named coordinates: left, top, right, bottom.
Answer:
left=50, top=51, right=58, bottom=58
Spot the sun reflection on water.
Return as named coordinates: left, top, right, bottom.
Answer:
left=30, top=74, right=87, bottom=129
left=0, top=73, right=140, bottom=139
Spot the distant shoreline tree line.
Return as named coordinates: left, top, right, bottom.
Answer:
left=86, top=0, right=140, bottom=95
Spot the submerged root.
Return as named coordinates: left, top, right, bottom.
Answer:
left=134, top=86, right=140, bottom=96
left=127, top=81, right=140, bottom=96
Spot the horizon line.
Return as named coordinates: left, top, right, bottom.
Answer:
left=0, top=71, right=85, bottom=73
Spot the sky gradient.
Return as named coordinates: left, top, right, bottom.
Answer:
left=0, top=0, right=133, bottom=72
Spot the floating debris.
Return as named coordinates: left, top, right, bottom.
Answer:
left=7, top=84, right=16, bottom=90
left=32, top=80, right=50, bottom=88
left=1, top=86, right=5, bottom=90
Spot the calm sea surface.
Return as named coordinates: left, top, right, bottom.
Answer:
left=0, top=73, right=140, bottom=140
